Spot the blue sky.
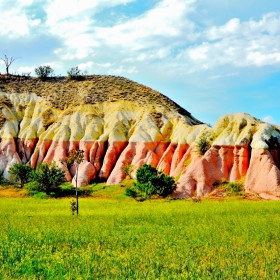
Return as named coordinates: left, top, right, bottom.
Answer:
left=1, top=0, right=280, bottom=126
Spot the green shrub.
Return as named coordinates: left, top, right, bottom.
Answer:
left=195, top=132, right=211, bottom=155
left=31, top=162, right=65, bottom=195
left=67, top=66, right=83, bottom=80
left=0, top=175, right=11, bottom=186
left=125, top=164, right=176, bottom=200
left=125, top=187, right=138, bottom=198
left=122, top=164, right=135, bottom=179
left=228, top=182, right=244, bottom=194
left=34, top=65, right=54, bottom=79
left=8, top=163, right=33, bottom=188
left=70, top=199, right=77, bottom=215
left=213, top=180, right=244, bottom=196
left=34, top=191, right=49, bottom=199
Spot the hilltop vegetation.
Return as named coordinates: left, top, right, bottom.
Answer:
left=0, top=74, right=200, bottom=124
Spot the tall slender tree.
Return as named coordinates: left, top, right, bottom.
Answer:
left=61, top=150, right=84, bottom=215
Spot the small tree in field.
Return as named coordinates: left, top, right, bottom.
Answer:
left=32, top=162, right=65, bottom=194
left=61, top=150, right=84, bottom=215
left=8, top=163, right=33, bottom=188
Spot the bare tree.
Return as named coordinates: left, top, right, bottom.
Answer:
left=1, top=54, right=19, bottom=75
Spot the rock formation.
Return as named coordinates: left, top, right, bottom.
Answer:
left=0, top=75, right=280, bottom=198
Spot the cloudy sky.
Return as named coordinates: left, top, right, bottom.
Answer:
left=1, top=0, right=280, bottom=125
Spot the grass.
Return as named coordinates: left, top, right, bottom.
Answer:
left=0, top=196, right=280, bottom=279
left=0, top=179, right=134, bottom=200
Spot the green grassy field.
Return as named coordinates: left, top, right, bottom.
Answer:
left=1, top=197, right=280, bottom=279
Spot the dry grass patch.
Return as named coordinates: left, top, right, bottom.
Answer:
left=0, top=75, right=202, bottom=125
left=0, top=186, right=28, bottom=198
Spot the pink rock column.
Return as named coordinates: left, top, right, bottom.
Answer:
left=72, top=161, right=96, bottom=187
left=170, top=143, right=189, bottom=175
left=171, top=145, right=195, bottom=178
left=106, top=142, right=137, bottom=185
left=89, top=141, right=107, bottom=173
left=99, top=141, right=128, bottom=180
left=0, top=139, right=21, bottom=179
left=245, top=148, right=280, bottom=195
left=157, top=143, right=177, bottom=174
left=229, top=146, right=249, bottom=182
left=17, top=139, right=38, bottom=164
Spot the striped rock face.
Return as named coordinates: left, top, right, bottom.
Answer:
left=0, top=76, right=280, bottom=198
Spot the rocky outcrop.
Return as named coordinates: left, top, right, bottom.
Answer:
left=173, top=115, right=280, bottom=198
left=0, top=75, right=280, bottom=198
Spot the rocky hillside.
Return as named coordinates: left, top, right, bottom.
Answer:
left=0, top=75, right=280, bottom=198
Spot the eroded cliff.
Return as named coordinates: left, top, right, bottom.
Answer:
left=0, top=75, right=280, bottom=198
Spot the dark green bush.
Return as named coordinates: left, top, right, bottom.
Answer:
left=228, top=182, right=243, bottom=194
left=8, top=163, right=33, bottom=188
left=125, top=187, right=138, bottom=198
left=0, top=175, right=11, bottom=186
left=31, top=162, right=65, bottom=194
left=125, top=164, right=176, bottom=200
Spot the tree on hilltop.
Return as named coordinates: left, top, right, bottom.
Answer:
left=34, top=65, right=54, bottom=79
left=1, top=54, right=19, bottom=75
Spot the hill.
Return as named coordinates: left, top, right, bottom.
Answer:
left=0, top=74, right=280, bottom=198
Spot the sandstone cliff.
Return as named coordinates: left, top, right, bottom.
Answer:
left=0, top=75, right=279, bottom=198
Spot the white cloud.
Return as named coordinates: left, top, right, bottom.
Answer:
left=17, top=0, right=34, bottom=6
left=174, top=12, right=280, bottom=74
left=263, top=116, right=278, bottom=125
left=246, top=52, right=280, bottom=67
left=17, top=66, right=35, bottom=74
left=94, top=62, right=112, bottom=68
left=96, top=0, right=196, bottom=50
left=77, top=61, right=114, bottom=73
left=109, top=66, right=138, bottom=74
left=49, top=0, right=196, bottom=61
left=0, top=12, right=40, bottom=37
left=209, top=72, right=239, bottom=80
left=206, top=18, right=241, bottom=40
left=45, top=0, right=280, bottom=77
left=45, top=0, right=135, bottom=24
left=46, top=0, right=137, bottom=60
left=77, top=61, right=94, bottom=71
left=0, top=0, right=40, bottom=37
left=2, top=0, right=280, bottom=86
left=34, top=61, right=64, bottom=73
